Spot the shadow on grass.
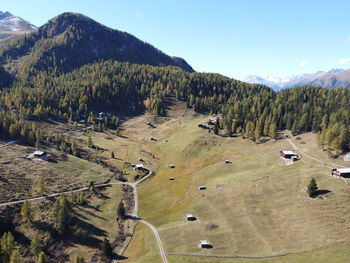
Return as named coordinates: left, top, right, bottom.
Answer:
left=125, top=215, right=140, bottom=221
left=74, top=207, right=107, bottom=221
left=33, top=220, right=55, bottom=233
left=13, top=230, right=31, bottom=247
left=73, top=216, right=108, bottom=237
left=315, top=189, right=331, bottom=197
left=112, top=254, right=128, bottom=260
left=0, top=176, right=9, bottom=183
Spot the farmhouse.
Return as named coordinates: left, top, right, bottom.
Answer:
left=199, top=186, right=206, bottom=190
left=280, top=150, right=299, bottom=160
left=34, top=150, right=46, bottom=157
left=199, top=240, right=212, bottom=248
left=331, top=168, right=350, bottom=178
left=208, top=117, right=217, bottom=125
left=134, top=164, right=144, bottom=170
left=224, top=159, right=231, bottom=164
left=169, top=164, right=175, bottom=169
left=32, top=150, right=49, bottom=161
left=168, top=177, right=175, bottom=180
left=185, top=214, right=197, bottom=221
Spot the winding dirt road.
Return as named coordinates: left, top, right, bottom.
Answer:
left=0, top=168, right=168, bottom=263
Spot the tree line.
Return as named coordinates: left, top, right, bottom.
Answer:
left=0, top=60, right=349, bottom=152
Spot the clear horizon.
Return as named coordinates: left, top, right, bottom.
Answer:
left=2, top=0, right=350, bottom=80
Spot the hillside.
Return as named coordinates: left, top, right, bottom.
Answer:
left=0, top=12, right=194, bottom=75
left=0, top=11, right=36, bottom=43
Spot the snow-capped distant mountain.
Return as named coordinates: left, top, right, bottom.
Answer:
left=244, top=69, right=347, bottom=90
left=0, top=11, right=36, bottom=42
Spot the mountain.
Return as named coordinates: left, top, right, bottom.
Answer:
left=0, top=11, right=36, bottom=42
left=244, top=69, right=349, bottom=90
left=0, top=12, right=194, bottom=75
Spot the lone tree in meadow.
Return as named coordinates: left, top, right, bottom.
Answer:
left=307, top=178, right=318, bottom=198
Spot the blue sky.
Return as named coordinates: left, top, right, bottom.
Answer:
left=2, top=0, right=350, bottom=79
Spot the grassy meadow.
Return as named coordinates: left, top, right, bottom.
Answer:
left=120, top=113, right=350, bottom=262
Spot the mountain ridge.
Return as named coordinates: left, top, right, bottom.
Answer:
left=0, top=11, right=36, bottom=43
left=0, top=12, right=194, bottom=75
left=244, top=68, right=350, bottom=90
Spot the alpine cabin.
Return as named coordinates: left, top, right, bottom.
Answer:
left=331, top=168, right=350, bottom=178
left=280, top=150, right=299, bottom=161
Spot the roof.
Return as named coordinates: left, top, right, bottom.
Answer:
left=200, top=240, right=210, bottom=245
left=135, top=164, right=144, bottom=168
left=186, top=214, right=194, bottom=218
left=33, top=150, right=45, bottom=156
left=335, top=168, right=350, bottom=173
left=281, top=150, right=296, bottom=155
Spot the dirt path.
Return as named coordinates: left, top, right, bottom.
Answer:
left=0, top=168, right=168, bottom=263
left=139, top=219, right=168, bottom=263
left=287, top=138, right=344, bottom=168
left=0, top=140, right=16, bottom=148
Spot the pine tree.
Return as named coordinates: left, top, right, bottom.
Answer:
left=291, top=121, right=298, bottom=135
left=77, top=192, right=85, bottom=205
left=254, top=122, right=261, bottom=142
left=30, top=235, right=42, bottom=256
left=72, top=254, right=85, bottom=263
left=1, top=232, right=15, bottom=262
left=88, top=181, right=95, bottom=192
left=35, top=130, right=41, bottom=149
left=307, top=178, right=318, bottom=198
left=21, top=200, right=33, bottom=223
left=87, top=112, right=94, bottom=124
left=111, top=151, right=115, bottom=159
left=71, top=140, right=78, bottom=156
left=87, top=135, right=93, bottom=148
left=244, top=121, right=255, bottom=139
left=36, top=175, right=46, bottom=195
left=231, top=119, right=237, bottom=135
left=213, top=122, right=219, bottom=135
left=339, top=127, right=350, bottom=153
left=53, top=194, right=72, bottom=234
left=269, top=122, right=277, bottom=139
left=37, top=252, right=46, bottom=263
left=9, top=250, right=23, bottom=263
left=117, top=202, right=126, bottom=219
left=101, top=238, right=113, bottom=259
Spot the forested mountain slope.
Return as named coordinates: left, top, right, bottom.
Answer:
left=0, top=59, right=349, bottom=153
left=0, top=12, right=194, bottom=77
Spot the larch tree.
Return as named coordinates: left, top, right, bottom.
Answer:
left=21, top=200, right=33, bottom=223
